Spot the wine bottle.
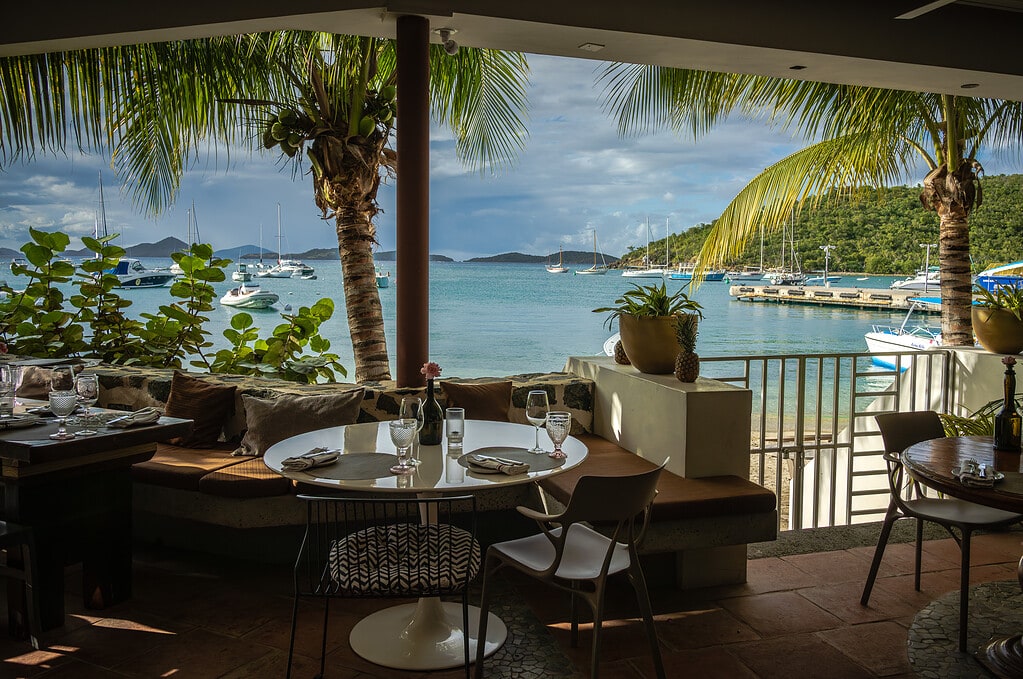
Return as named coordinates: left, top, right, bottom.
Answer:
left=993, top=357, right=1022, bottom=452
left=419, top=379, right=443, bottom=445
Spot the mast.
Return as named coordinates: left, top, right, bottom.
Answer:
left=665, top=217, right=669, bottom=269
left=276, top=202, right=283, bottom=265
left=97, top=172, right=109, bottom=238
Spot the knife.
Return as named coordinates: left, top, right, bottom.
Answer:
left=472, top=454, right=522, bottom=466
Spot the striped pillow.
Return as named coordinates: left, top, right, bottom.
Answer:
left=164, top=371, right=237, bottom=447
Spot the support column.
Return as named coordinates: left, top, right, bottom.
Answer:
left=395, top=14, right=430, bottom=388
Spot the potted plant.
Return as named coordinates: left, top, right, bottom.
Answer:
left=973, top=284, right=1023, bottom=355
left=594, top=282, right=703, bottom=374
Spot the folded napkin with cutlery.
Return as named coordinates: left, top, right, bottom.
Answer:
left=282, top=448, right=340, bottom=471
left=953, top=460, right=996, bottom=488
left=467, top=454, right=529, bottom=476
left=108, top=407, right=162, bottom=428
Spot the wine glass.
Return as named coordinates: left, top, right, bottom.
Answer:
left=389, top=418, right=418, bottom=474
left=50, top=365, right=75, bottom=392
left=75, top=373, right=99, bottom=436
left=525, top=390, right=550, bottom=454
left=0, top=364, right=15, bottom=418
left=48, top=389, right=78, bottom=440
left=544, top=411, right=572, bottom=459
left=400, top=397, right=425, bottom=465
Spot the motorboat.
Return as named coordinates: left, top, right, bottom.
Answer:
left=220, top=283, right=279, bottom=309
left=890, top=266, right=940, bottom=292
left=107, top=259, right=175, bottom=289
left=864, top=298, right=942, bottom=370
left=575, top=230, right=609, bottom=275
left=975, top=260, right=1023, bottom=292
left=725, top=267, right=764, bottom=283
left=763, top=269, right=807, bottom=286
left=376, top=270, right=391, bottom=288
left=232, top=262, right=253, bottom=282
left=545, top=246, right=569, bottom=274
left=804, top=274, right=842, bottom=286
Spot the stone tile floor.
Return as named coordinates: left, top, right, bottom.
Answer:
left=1, top=528, right=1022, bottom=678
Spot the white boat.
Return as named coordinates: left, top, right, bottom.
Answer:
left=763, top=270, right=807, bottom=286
left=220, top=282, right=279, bottom=309
left=107, top=259, right=175, bottom=289
left=256, top=204, right=315, bottom=278
left=232, top=262, right=253, bottom=282
left=575, top=230, right=608, bottom=275
left=622, top=217, right=670, bottom=278
left=975, top=260, right=1023, bottom=292
left=546, top=246, right=569, bottom=273
left=890, top=266, right=940, bottom=291
left=170, top=202, right=201, bottom=276
left=725, top=267, right=764, bottom=283
left=804, top=274, right=842, bottom=286
left=668, top=264, right=726, bottom=281
left=376, top=270, right=391, bottom=288
left=763, top=211, right=805, bottom=286
left=864, top=299, right=942, bottom=370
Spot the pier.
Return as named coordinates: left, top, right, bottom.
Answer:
left=729, top=284, right=938, bottom=311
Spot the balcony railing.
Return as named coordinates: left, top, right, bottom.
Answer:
left=702, top=350, right=953, bottom=531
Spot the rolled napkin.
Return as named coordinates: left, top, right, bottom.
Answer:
left=107, top=407, right=162, bottom=428
left=467, top=454, right=529, bottom=476
left=282, top=448, right=340, bottom=471
left=953, top=459, right=996, bottom=488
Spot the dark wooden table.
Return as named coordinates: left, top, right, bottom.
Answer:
left=903, top=435, right=1023, bottom=678
left=0, top=410, right=190, bottom=640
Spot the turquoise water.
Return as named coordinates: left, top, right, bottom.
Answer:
left=17, top=260, right=909, bottom=379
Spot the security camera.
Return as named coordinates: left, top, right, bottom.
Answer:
left=437, top=28, right=459, bottom=56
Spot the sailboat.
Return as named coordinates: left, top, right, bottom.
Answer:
left=170, top=202, right=201, bottom=276
left=546, top=246, right=569, bottom=273
left=763, top=210, right=806, bottom=286
left=622, top=217, right=666, bottom=278
left=575, top=230, right=608, bottom=275
left=96, top=173, right=175, bottom=289
left=255, top=204, right=308, bottom=278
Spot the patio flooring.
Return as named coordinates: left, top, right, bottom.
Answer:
left=2, top=527, right=1022, bottom=678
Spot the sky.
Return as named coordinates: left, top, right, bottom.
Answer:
left=0, top=53, right=1014, bottom=261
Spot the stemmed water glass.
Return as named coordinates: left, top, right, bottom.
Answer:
left=400, top=397, right=425, bottom=465
left=49, top=366, right=78, bottom=441
left=525, top=390, right=550, bottom=454
left=544, top=411, right=572, bottom=459
left=389, top=418, right=418, bottom=474
left=75, top=373, right=99, bottom=436
left=0, top=365, right=15, bottom=418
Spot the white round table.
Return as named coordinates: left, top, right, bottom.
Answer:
left=264, top=419, right=588, bottom=671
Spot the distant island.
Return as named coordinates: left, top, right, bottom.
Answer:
left=467, top=250, right=621, bottom=265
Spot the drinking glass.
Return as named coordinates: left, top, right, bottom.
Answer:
left=389, top=418, right=418, bottom=474
left=50, top=365, right=75, bottom=392
left=0, top=365, right=15, bottom=418
left=445, top=407, right=465, bottom=449
left=545, top=411, right=572, bottom=459
left=400, top=397, right=425, bottom=465
left=48, top=390, right=78, bottom=440
left=525, top=390, right=550, bottom=453
left=75, top=373, right=100, bottom=436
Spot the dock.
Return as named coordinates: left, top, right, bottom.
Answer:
left=729, top=284, right=938, bottom=311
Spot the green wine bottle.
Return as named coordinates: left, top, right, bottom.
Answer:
left=994, top=357, right=1021, bottom=452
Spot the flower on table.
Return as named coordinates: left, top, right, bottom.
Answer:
left=421, top=362, right=442, bottom=380
left=0, top=341, right=7, bottom=355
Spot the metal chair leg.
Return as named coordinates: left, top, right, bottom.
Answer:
left=474, top=555, right=498, bottom=679
left=629, top=565, right=666, bottom=679
left=959, top=530, right=972, bottom=653
left=914, top=517, right=924, bottom=591
left=861, top=502, right=901, bottom=606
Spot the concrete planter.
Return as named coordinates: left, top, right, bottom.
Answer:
left=972, top=306, right=1023, bottom=355
left=619, top=314, right=681, bottom=374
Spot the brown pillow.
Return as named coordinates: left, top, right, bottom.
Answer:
left=164, top=371, right=237, bottom=448
left=441, top=381, right=512, bottom=422
left=235, top=389, right=365, bottom=457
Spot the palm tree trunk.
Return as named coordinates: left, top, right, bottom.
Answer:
left=938, top=211, right=974, bottom=346
left=335, top=213, right=390, bottom=382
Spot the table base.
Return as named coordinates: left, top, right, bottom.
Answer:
left=349, top=598, right=507, bottom=670
left=978, top=635, right=1023, bottom=679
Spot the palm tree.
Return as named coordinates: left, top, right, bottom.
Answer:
left=0, top=32, right=529, bottom=380
left=600, top=67, right=1023, bottom=345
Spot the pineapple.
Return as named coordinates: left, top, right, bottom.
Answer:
left=674, top=314, right=700, bottom=382
left=613, top=339, right=631, bottom=365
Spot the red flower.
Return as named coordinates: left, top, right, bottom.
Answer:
left=0, top=341, right=8, bottom=355
left=421, top=362, right=442, bottom=380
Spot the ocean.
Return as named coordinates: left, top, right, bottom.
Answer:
left=17, top=260, right=914, bottom=379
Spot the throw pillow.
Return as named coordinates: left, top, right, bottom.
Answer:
left=441, top=381, right=512, bottom=422
left=164, top=371, right=237, bottom=448
left=235, top=388, right=366, bottom=457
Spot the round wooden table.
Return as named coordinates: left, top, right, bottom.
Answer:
left=265, top=420, right=588, bottom=671
left=903, top=435, right=1023, bottom=678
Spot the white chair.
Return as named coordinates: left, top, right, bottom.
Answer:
left=474, top=463, right=666, bottom=679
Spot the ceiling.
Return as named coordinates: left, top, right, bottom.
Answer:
left=3, top=1, right=1023, bottom=100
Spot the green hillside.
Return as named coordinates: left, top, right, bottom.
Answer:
left=623, top=173, right=1023, bottom=274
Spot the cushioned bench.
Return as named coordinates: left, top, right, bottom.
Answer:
left=538, top=434, right=778, bottom=582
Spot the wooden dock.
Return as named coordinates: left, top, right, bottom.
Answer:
left=729, top=284, right=938, bottom=311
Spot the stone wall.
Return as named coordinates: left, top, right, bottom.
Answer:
left=93, top=366, right=595, bottom=439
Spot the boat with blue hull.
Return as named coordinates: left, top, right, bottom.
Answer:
left=976, top=261, right=1023, bottom=292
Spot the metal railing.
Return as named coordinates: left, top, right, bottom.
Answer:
left=702, top=350, right=953, bottom=531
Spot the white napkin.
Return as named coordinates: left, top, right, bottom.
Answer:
left=953, top=460, right=996, bottom=488
left=467, top=454, right=529, bottom=475
left=282, top=448, right=340, bottom=471
left=107, top=407, right=162, bottom=428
